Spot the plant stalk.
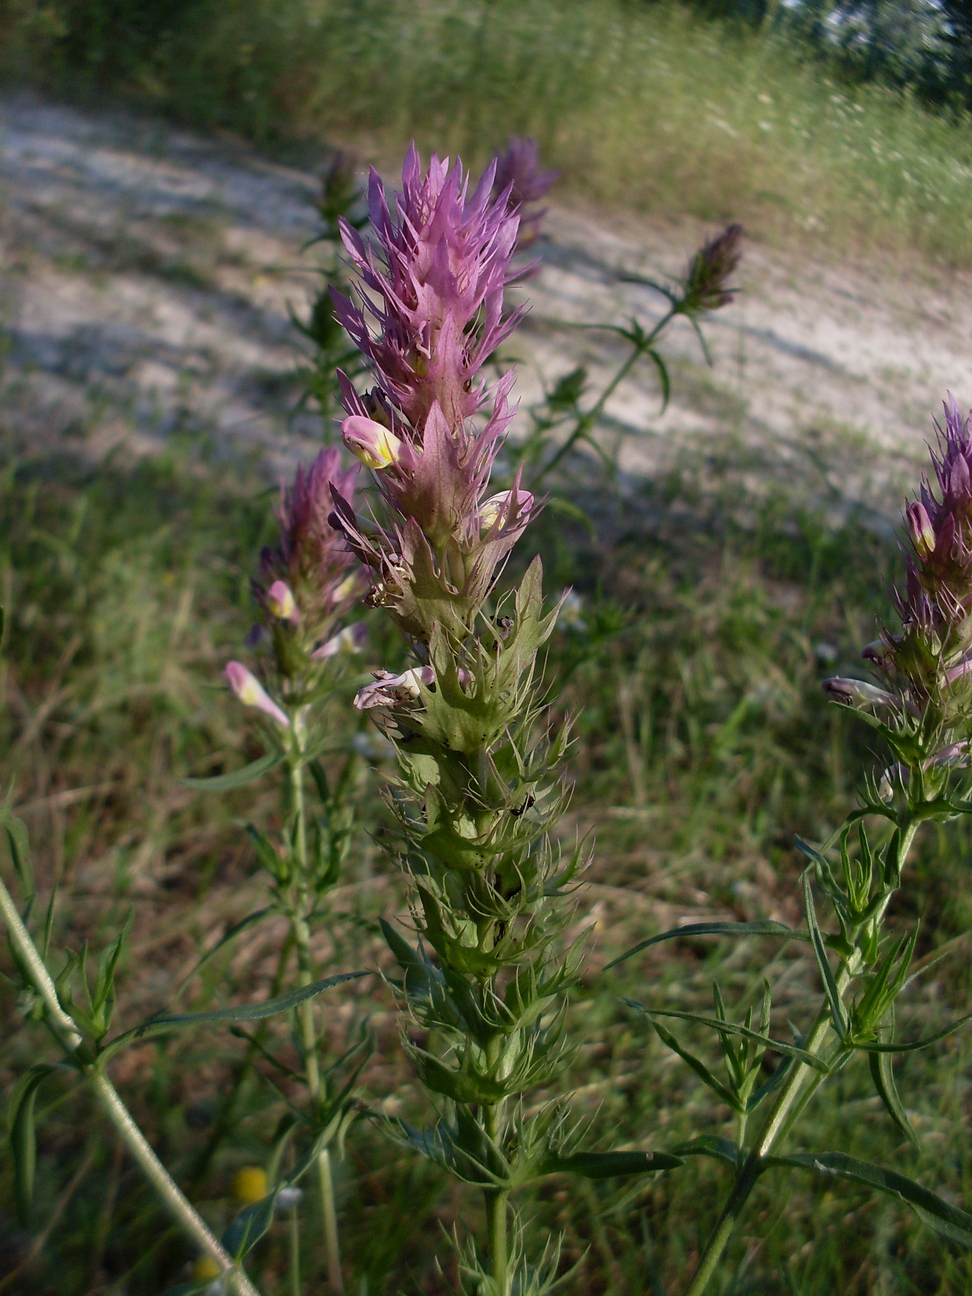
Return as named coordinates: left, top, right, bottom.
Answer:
left=680, top=811, right=920, bottom=1296
left=289, top=756, right=345, bottom=1296
left=483, top=1100, right=510, bottom=1296
left=530, top=306, right=675, bottom=488
left=0, top=874, right=258, bottom=1296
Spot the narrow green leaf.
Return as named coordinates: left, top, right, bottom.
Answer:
left=159, top=1281, right=216, bottom=1296
left=651, top=1018, right=739, bottom=1109
left=604, top=921, right=799, bottom=971
left=645, top=348, right=671, bottom=411
left=9, top=1065, right=60, bottom=1225
left=794, top=835, right=827, bottom=865
left=541, top=1150, right=683, bottom=1179
left=308, top=758, right=330, bottom=806
left=175, top=907, right=274, bottom=999
left=771, top=1150, right=972, bottom=1248
left=177, top=752, right=282, bottom=793
left=869, top=1043, right=919, bottom=1147
left=855, top=1012, right=972, bottom=1053
left=1, top=795, right=34, bottom=903
left=624, top=1000, right=829, bottom=1072
left=802, top=874, right=847, bottom=1036
left=101, top=971, right=367, bottom=1062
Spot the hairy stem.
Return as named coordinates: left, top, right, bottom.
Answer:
left=91, top=1072, right=259, bottom=1296
left=289, top=756, right=345, bottom=1296
left=483, top=1100, right=510, bottom=1296
left=0, top=875, right=258, bottom=1296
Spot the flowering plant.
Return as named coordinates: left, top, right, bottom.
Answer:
left=330, top=144, right=682, bottom=1295
left=613, top=397, right=972, bottom=1294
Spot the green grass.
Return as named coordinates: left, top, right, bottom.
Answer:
left=8, top=0, right=972, bottom=266
left=3, top=425, right=972, bottom=1293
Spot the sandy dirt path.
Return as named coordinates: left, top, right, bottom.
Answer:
left=3, top=92, right=971, bottom=522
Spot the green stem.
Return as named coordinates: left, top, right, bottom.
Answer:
left=681, top=811, right=922, bottom=1296
left=289, top=1197, right=302, bottom=1296
left=530, top=308, right=675, bottom=489
left=0, top=875, right=259, bottom=1296
left=681, top=996, right=837, bottom=1296
left=288, top=756, right=345, bottom=1296
left=483, top=1101, right=510, bottom=1296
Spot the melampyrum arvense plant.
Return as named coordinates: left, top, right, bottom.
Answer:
left=0, top=455, right=377, bottom=1296
left=192, top=446, right=377, bottom=1294
left=324, top=144, right=737, bottom=1296
left=613, top=396, right=972, bottom=1294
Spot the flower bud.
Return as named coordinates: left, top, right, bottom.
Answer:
left=822, top=677, right=896, bottom=708
left=224, top=662, right=290, bottom=729
left=311, top=622, right=368, bottom=660
left=479, top=489, right=534, bottom=531
left=266, top=580, right=299, bottom=622
left=906, top=502, right=936, bottom=558
left=342, top=416, right=403, bottom=470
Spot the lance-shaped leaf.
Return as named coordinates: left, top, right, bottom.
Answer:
left=177, top=752, right=283, bottom=792
left=174, top=906, right=275, bottom=1003
left=770, top=1151, right=972, bottom=1248
left=604, top=920, right=800, bottom=971
left=854, top=1012, right=972, bottom=1053
left=802, top=873, right=848, bottom=1037
left=9, top=1064, right=65, bottom=1225
left=1, top=796, right=34, bottom=906
left=869, top=1033, right=919, bottom=1147
left=650, top=1018, right=739, bottom=1110
left=100, top=971, right=367, bottom=1063
left=538, top=1149, right=683, bottom=1179
left=624, top=1000, right=829, bottom=1072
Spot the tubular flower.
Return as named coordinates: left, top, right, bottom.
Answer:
left=224, top=662, right=290, bottom=729
left=328, top=146, right=540, bottom=643
left=266, top=580, right=299, bottom=623
left=311, top=622, right=368, bottom=660
left=342, top=416, right=404, bottom=470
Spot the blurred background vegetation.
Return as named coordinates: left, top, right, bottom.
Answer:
left=3, top=0, right=972, bottom=263
left=3, top=1, right=972, bottom=1293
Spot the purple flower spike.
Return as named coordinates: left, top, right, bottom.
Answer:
left=329, top=145, right=541, bottom=642
left=901, top=397, right=972, bottom=622
left=332, top=143, right=524, bottom=432
left=260, top=447, right=365, bottom=642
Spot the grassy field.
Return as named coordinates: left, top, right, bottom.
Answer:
left=7, top=0, right=972, bottom=267
left=3, top=423, right=972, bottom=1293
left=4, top=3, right=972, bottom=1292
